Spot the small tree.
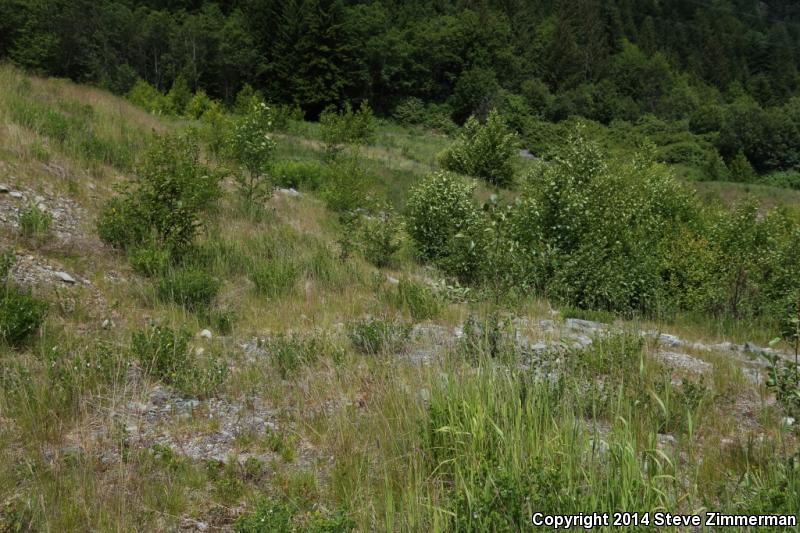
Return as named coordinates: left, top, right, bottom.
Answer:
left=226, top=102, right=276, bottom=204
left=319, top=101, right=375, bottom=159
left=439, top=109, right=517, bottom=187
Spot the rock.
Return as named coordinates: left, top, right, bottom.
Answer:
left=0, top=184, right=9, bottom=193
left=55, top=271, right=76, bottom=284
left=101, top=319, right=114, bottom=329
left=195, top=347, right=205, bottom=357
left=519, top=148, right=538, bottom=160
left=198, top=329, right=213, bottom=340
left=386, top=275, right=400, bottom=285
left=565, top=318, right=605, bottom=332
left=657, top=434, right=677, bottom=448
left=656, top=351, right=712, bottom=374
left=10, top=191, right=23, bottom=199
left=277, top=187, right=300, bottom=197
left=149, top=386, right=170, bottom=406
left=782, top=416, right=796, bottom=427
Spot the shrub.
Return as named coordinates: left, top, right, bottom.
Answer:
left=226, top=102, right=277, bottom=204
left=19, top=203, right=52, bottom=239
left=510, top=133, right=698, bottom=314
left=96, top=134, right=221, bottom=255
left=389, top=278, right=442, bottom=321
left=729, top=150, right=757, bottom=182
left=166, top=76, right=192, bottom=115
left=439, top=110, right=517, bottom=187
left=405, top=171, right=482, bottom=267
left=184, top=89, right=217, bottom=119
left=347, top=317, right=411, bottom=355
left=0, top=286, right=47, bottom=347
left=249, top=259, right=298, bottom=299
left=319, top=155, right=371, bottom=214
left=264, top=332, right=341, bottom=378
left=357, top=210, right=401, bottom=267
left=157, top=269, right=220, bottom=311
left=319, top=101, right=375, bottom=158
left=128, top=244, right=171, bottom=277
left=233, top=498, right=293, bottom=533
left=131, top=324, right=226, bottom=396
left=126, top=79, right=171, bottom=114
left=393, top=97, right=457, bottom=133
left=271, top=160, right=324, bottom=190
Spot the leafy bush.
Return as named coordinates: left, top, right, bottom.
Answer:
left=184, top=89, right=217, bottom=119
left=234, top=498, right=293, bottom=533
left=347, top=317, right=411, bottom=355
left=1, top=287, right=47, bottom=347
left=19, top=203, right=52, bottom=239
left=357, top=209, right=401, bottom=267
left=126, top=79, right=171, bottom=114
left=391, top=278, right=442, bottom=321
left=319, top=155, right=371, bottom=214
left=131, top=324, right=226, bottom=396
left=157, top=269, right=220, bottom=311
left=97, top=134, right=221, bottom=255
left=249, top=259, right=298, bottom=299
left=128, top=244, right=171, bottom=277
left=393, top=97, right=457, bottom=133
left=271, top=160, right=324, bottom=190
left=319, top=101, right=375, bottom=158
left=226, top=102, right=277, bottom=203
left=439, top=110, right=517, bottom=187
left=405, top=171, right=483, bottom=279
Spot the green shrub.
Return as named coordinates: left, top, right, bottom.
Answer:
left=405, top=171, right=483, bottom=279
left=126, top=79, right=171, bottom=114
left=0, top=286, right=47, bottom=347
left=264, top=332, right=341, bottom=378
left=271, top=160, right=324, bottom=190
left=19, top=203, right=52, bottom=239
left=320, top=101, right=375, bottom=158
left=439, top=110, right=517, bottom=187
left=233, top=498, right=294, bottom=533
left=128, top=244, right=171, bottom=277
left=249, top=259, right=298, bottom=299
left=166, top=76, right=192, bottom=115
left=319, top=155, right=371, bottom=214
left=357, top=210, right=401, bottom=268
left=131, top=324, right=226, bottom=396
left=184, top=89, right=217, bottom=119
left=96, top=134, right=221, bottom=255
left=225, top=102, right=277, bottom=204
left=157, top=269, right=220, bottom=311
left=347, top=317, right=411, bottom=355
left=390, top=278, right=442, bottom=321
left=393, top=97, right=457, bottom=133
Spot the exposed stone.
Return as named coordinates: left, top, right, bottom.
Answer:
left=55, top=271, right=76, bottom=284
left=386, top=275, right=400, bottom=285
left=9, top=191, right=23, bottom=199
left=656, top=351, right=712, bottom=374
left=0, top=184, right=9, bottom=193
left=198, top=329, right=213, bottom=340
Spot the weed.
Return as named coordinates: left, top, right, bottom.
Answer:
left=19, top=204, right=53, bottom=239
left=131, top=324, right=226, bottom=396
left=156, top=268, right=220, bottom=311
left=347, top=317, right=411, bottom=355
left=250, top=259, right=297, bottom=299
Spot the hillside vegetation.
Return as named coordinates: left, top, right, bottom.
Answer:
left=0, top=62, right=799, bottom=532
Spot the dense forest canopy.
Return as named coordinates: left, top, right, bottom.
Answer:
left=3, top=0, right=800, bottom=174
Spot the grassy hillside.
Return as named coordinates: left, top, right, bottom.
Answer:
left=1, top=66, right=799, bottom=532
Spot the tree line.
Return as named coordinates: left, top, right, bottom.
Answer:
left=2, top=0, right=800, bottom=174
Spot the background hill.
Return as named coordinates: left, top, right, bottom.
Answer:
left=3, top=0, right=800, bottom=186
